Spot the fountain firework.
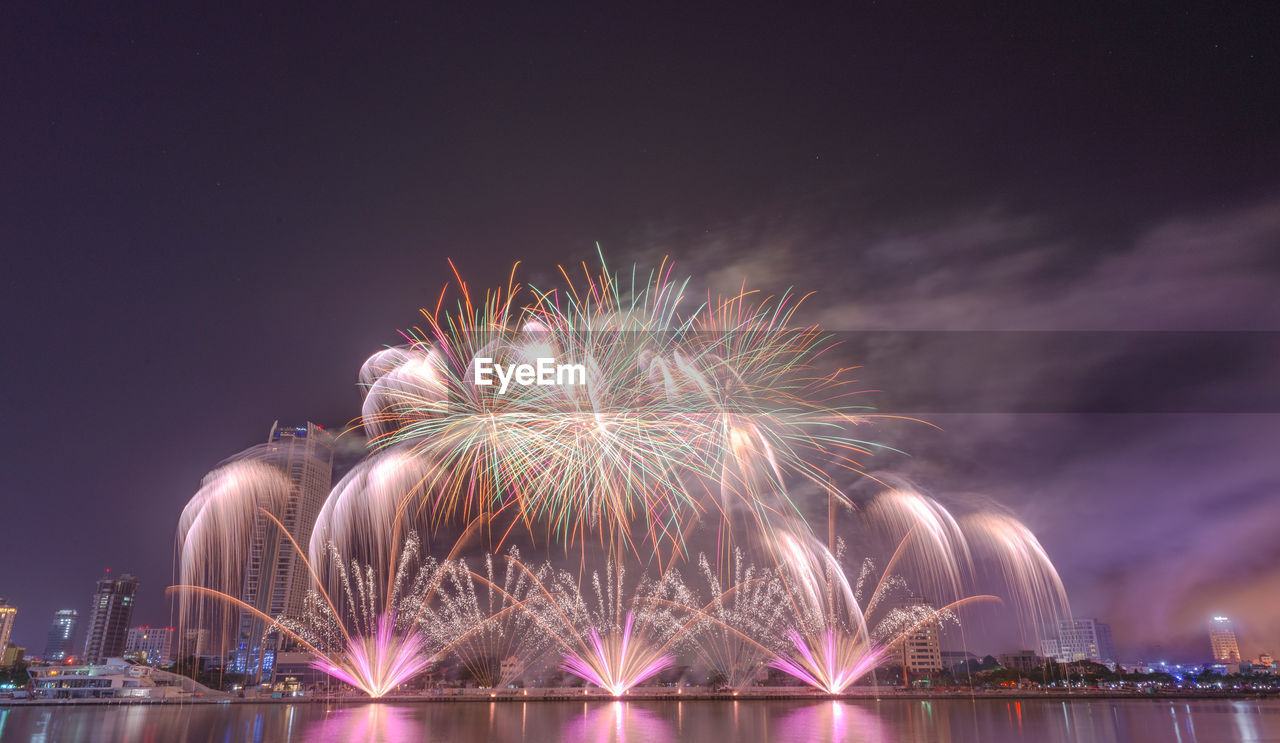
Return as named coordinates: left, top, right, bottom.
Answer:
left=174, top=470, right=442, bottom=698
left=536, top=562, right=685, bottom=695
left=414, top=548, right=559, bottom=688
left=172, top=256, right=1071, bottom=698
left=175, top=442, right=499, bottom=697
left=663, top=551, right=789, bottom=689
left=762, top=489, right=1068, bottom=693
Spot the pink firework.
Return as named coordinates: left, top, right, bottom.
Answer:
left=560, top=612, right=675, bottom=696
left=312, top=613, right=435, bottom=698
left=768, top=629, right=885, bottom=695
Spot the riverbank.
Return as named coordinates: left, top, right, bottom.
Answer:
left=6, top=694, right=1279, bottom=742
left=2, top=687, right=1273, bottom=706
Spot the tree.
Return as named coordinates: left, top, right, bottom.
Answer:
left=0, top=661, right=29, bottom=688
left=1195, top=669, right=1222, bottom=686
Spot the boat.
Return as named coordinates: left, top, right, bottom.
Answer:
left=27, top=657, right=224, bottom=699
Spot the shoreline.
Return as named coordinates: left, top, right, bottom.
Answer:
left=3, top=688, right=1275, bottom=707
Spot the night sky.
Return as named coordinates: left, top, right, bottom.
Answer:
left=3, top=4, right=1278, bottom=663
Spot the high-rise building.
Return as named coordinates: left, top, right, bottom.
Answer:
left=0, top=599, right=16, bottom=653
left=1041, top=618, right=1115, bottom=665
left=83, top=572, right=138, bottom=664
left=229, top=421, right=334, bottom=680
left=1209, top=616, right=1241, bottom=663
left=44, top=609, right=78, bottom=662
left=124, top=626, right=175, bottom=666
left=896, top=595, right=944, bottom=678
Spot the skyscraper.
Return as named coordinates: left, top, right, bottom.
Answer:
left=1041, top=618, right=1116, bottom=665
left=229, top=421, right=334, bottom=679
left=1209, top=616, right=1241, bottom=663
left=83, top=572, right=138, bottom=663
left=44, top=609, right=78, bottom=662
left=0, top=599, right=16, bottom=654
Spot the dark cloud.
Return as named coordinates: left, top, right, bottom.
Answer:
left=619, top=198, right=1280, bottom=660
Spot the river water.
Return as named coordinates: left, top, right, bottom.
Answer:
left=1, top=698, right=1277, bottom=742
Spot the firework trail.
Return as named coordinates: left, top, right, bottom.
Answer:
left=358, top=255, right=880, bottom=558
left=543, top=562, right=684, bottom=694
left=175, top=460, right=292, bottom=642
left=660, top=551, right=789, bottom=689
left=306, top=447, right=440, bottom=597
left=961, top=512, right=1072, bottom=647
left=762, top=489, right=1068, bottom=693
left=412, top=548, right=560, bottom=688
left=174, top=460, right=445, bottom=697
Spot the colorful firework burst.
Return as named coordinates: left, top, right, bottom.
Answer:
left=358, top=254, right=880, bottom=558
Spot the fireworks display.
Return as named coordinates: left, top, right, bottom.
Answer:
left=670, top=551, right=790, bottom=689
left=541, top=563, right=685, bottom=695
left=356, top=255, right=875, bottom=558
left=172, top=256, right=1072, bottom=697
left=415, top=548, right=559, bottom=688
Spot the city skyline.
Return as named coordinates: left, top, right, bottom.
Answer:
left=3, top=411, right=1275, bottom=676
left=12, top=567, right=1270, bottom=670
left=4, top=411, right=1273, bottom=694
left=3, top=410, right=1277, bottom=668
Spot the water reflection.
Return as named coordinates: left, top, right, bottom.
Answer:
left=774, top=701, right=889, bottom=743
left=0, top=698, right=1278, bottom=742
left=560, top=700, right=674, bottom=743
left=309, top=704, right=425, bottom=743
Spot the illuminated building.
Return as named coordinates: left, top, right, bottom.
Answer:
left=228, top=421, right=334, bottom=681
left=1041, top=618, right=1115, bottom=665
left=1209, top=616, right=1241, bottom=663
left=0, top=599, right=15, bottom=654
left=896, top=594, right=943, bottom=678
left=124, top=626, right=175, bottom=666
left=44, top=609, right=79, bottom=662
left=83, top=572, right=138, bottom=664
